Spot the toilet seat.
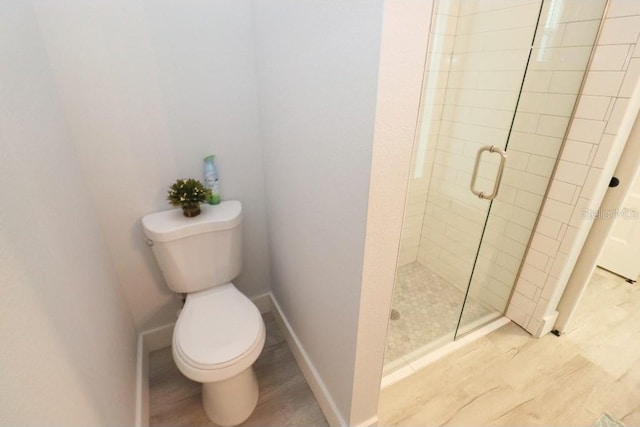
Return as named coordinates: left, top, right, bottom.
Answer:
left=172, top=283, right=266, bottom=383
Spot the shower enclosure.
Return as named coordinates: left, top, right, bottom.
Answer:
left=385, top=0, right=608, bottom=372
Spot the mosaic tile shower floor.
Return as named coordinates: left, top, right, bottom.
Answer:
left=384, top=262, right=493, bottom=365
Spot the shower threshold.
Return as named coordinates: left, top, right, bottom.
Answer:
left=380, top=315, right=510, bottom=390
left=382, top=309, right=502, bottom=376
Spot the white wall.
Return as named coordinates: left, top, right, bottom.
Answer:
left=251, top=1, right=384, bottom=424
left=354, top=0, right=433, bottom=424
left=32, top=0, right=271, bottom=331
left=0, top=1, right=137, bottom=424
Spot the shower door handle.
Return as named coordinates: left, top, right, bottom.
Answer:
left=470, top=145, right=507, bottom=200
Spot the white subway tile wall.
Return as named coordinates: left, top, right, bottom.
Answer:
left=508, top=0, right=640, bottom=335
left=417, top=0, right=538, bottom=307
left=397, top=0, right=460, bottom=267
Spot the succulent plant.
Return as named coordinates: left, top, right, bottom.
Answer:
left=167, top=178, right=211, bottom=211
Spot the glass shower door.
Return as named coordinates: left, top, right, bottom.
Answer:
left=385, top=0, right=544, bottom=368
left=454, top=0, right=608, bottom=338
left=384, top=0, right=607, bottom=371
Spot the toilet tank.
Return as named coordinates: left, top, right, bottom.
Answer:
left=141, top=200, right=242, bottom=294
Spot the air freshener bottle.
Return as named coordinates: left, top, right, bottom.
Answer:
left=203, top=155, right=221, bottom=205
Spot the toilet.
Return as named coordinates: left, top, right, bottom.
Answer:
left=142, top=200, right=265, bottom=426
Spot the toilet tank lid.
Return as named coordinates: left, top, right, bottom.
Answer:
left=141, top=200, right=242, bottom=242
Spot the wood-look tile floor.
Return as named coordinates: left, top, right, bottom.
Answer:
left=148, top=313, right=328, bottom=427
left=379, top=268, right=640, bottom=426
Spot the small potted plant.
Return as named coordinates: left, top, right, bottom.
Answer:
left=167, top=178, right=212, bottom=217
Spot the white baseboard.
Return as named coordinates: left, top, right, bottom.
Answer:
left=355, top=416, right=379, bottom=427
left=134, top=333, right=146, bottom=427
left=251, top=292, right=272, bottom=314
left=134, top=292, right=272, bottom=427
left=143, top=323, right=176, bottom=352
left=269, top=294, right=347, bottom=427
left=134, top=322, right=175, bottom=427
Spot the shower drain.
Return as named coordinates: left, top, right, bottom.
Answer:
left=390, top=309, right=400, bottom=320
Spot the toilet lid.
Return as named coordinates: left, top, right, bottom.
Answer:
left=174, top=283, right=263, bottom=369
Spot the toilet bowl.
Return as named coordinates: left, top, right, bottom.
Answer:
left=141, top=201, right=265, bottom=425
left=173, top=283, right=266, bottom=425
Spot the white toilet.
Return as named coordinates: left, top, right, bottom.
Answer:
left=142, top=200, right=266, bottom=426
